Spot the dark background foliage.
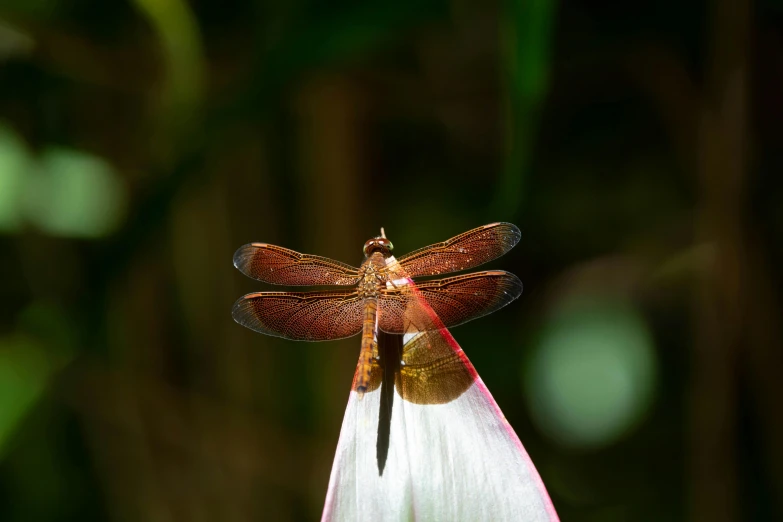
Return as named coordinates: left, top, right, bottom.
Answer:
left=0, top=0, right=781, bottom=520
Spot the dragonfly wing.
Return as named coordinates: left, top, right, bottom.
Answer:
left=232, top=291, right=364, bottom=341
left=321, top=327, right=558, bottom=521
left=396, top=331, right=475, bottom=405
left=377, top=270, right=523, bottom=334
left=395, top=222, right=521, bottom=278
left=233, top=243, right=361, bottom=285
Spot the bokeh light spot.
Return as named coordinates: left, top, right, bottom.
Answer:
left=525, top=296, right=657, bottom=449
left=25, top=147, right=126, bottom=238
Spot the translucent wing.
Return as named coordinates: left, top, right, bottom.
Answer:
left=377, top=270, right=523, bottom=334
left=396, top=331, right=476, bottom=405
left=396, top=222, right=521, bottom=278
left=232, top=291, right=364, bottom=341
left=353, top=330, right=475, bottom=406
left=233, top=243, right=360, bottom=286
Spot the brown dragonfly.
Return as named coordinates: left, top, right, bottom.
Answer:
left=232, top=223, right=523, bottom=397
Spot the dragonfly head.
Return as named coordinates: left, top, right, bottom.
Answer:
left=363, top=236, right=394, bottom=257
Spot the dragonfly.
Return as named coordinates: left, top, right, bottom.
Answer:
left=232, top=222, right=523, bottom=398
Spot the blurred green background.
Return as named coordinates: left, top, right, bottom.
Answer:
left=0, top=0, right=781, bottom=520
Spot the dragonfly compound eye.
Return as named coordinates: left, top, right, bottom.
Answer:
left=363, top=237, right=393, bottom=256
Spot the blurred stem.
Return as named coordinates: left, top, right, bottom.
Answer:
left=691, top=0, right=750, bottom=521
left=495, top=0, right=556, bottom=218
left=294, top=74, right=364, bottom=430
left=625, top=46, right=698, bottom=172
left=132, top=0, right=205, bottom=161
left=624, top=8, right=782, bottom=515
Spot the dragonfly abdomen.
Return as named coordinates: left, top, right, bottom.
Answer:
left=355, top=298, right=378, bottom=398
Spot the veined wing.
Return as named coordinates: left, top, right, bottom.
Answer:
left=351, top=324, right=478, bottom=404
left=232, top=290, right=364, bottom=341
left=357, top=330, right=475, bottom=406
left=396, top=330, right=475, bottom=405
left=233, top=243, right=361, bottom=286
left=377, top=270, right=523, bottom=334
left=395, top=222, right=521, bottom=278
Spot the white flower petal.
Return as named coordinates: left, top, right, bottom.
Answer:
left=322, top=333, right=558, bottom=521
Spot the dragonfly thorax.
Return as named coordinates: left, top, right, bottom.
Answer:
left=357, top=253, right=391, bottom=299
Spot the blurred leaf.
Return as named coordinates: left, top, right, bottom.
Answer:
left=132, top=0, right=204, bottom=149
left=0, top=303, right=75, bottom=459
left=0, top=20, right=34, bottom=61
left=496, top=0, right=556, bottom=217
left=0, top=122, right=30, bottom=233
left=651, top=242, right=716, bottom=285
left=0, top=335, right=58, bottom=458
